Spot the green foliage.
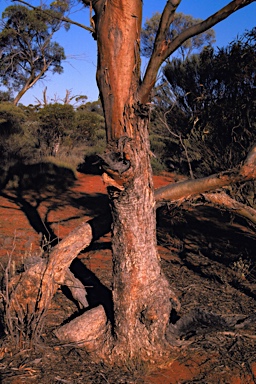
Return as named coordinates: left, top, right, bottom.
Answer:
left=37, top=103, right=75, bottom=156
left=161, top=28, right=256, bottom=177
left=75, top=110, right=105, bottom=142
left=0, top=102, right=25, bottom=136
left=0, top=90, right=13, bottom=103
left=75, top=100, right=106, bottom=155
left=0, top=103, right=37, bottom=181
left=78, top=99, right=104, bottom=116
left=141, top=12, right=215, bottom=60
left=0, top=96, right=107, bottom=177
left=0, top=5, right=66, bottom=104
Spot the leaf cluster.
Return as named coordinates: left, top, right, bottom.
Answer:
left=0, top=5, right=66, bottom=92
left=0, top=98, right=106, bottom=176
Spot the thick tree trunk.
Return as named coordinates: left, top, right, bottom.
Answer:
left=108, top=116, right=179, bottom=362
left=91, top=0, right=180, bottom=362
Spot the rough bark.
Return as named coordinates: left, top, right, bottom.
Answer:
left=108, top=117, right=180, bottom=362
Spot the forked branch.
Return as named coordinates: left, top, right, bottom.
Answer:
left=139, top=0, right=256, bottom=103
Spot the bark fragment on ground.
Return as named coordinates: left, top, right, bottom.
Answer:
left=54, top=305, right=111, bottom=356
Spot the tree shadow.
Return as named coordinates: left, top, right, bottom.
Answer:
left=157, top=204, right=256, bottom=298
left=0, top=161, right=78, bottom=247
left=0, top=161, right=111, bottom=245
left=69, top=258, right=114, bottom=323
left=0, top=161, right=114, bottom=323
left=77, top=155, right=102, bottom=175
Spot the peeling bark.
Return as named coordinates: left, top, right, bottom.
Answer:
left=94, top=0, right=142, bottom=141
left=107, top=118, right=180, bottom=362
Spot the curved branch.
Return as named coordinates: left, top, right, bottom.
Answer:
left=164, top=0, right=255, bottom=61
left=138, top=0, right=181, bottom=103
left=12, top=0, right=94, bottom=33
left=8, top=222, right=92, bottom=334
left=138, top=0, right=255, bottom=103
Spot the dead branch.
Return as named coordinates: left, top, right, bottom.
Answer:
left=7, top=222, right=92, bottom=340
left=155, top=144, right=256, bottom=203
left=54, top=305, right=111, bottom=353
left=167, top=308, right=256, bottom=346
left=202, top=191, right=256, bottom=225
left=63, top=269, right=89, bottom=309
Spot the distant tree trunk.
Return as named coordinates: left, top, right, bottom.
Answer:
left=13, top=65, right=50, bottom=106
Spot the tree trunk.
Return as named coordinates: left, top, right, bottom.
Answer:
left=7, top=0, right=256, bottom=366
left=108, top=116, right=179, bottom=362
left=91, top=0, right=180, bottom=362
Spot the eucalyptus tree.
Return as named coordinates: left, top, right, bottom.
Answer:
left=8, top=0, right=256, bottom=366
left=76, top=0, right=256, bottom=362
left=0, top=4, right=66, bottom=105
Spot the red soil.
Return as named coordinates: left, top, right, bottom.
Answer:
left=0, top=172, right=255, bottom=383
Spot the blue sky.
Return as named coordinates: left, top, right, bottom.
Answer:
left=0, top=0, right=255, bottom=105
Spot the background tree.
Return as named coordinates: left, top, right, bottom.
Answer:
left=141, top=11, right=215, bottom=60
left=75, top=101, right=105, bottom=153
left=37, top=103, right=75, bottom=156
left=0, top=102, right=36, bottom=182
left=0, top=4, right=66, bottom=105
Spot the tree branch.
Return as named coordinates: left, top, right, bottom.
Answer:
left=155, top=144, right=256, bottom=203
left=202, top=191, right=256, bottom=225
left=164, top=0, right=255, bottom=60
left=8, top=222, right=92, bottom=331
left=12, top=0, right=94, bottom=33
left=138, top=0, right=181, bottom=103
left=138, top=0, right=256, bottom=103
